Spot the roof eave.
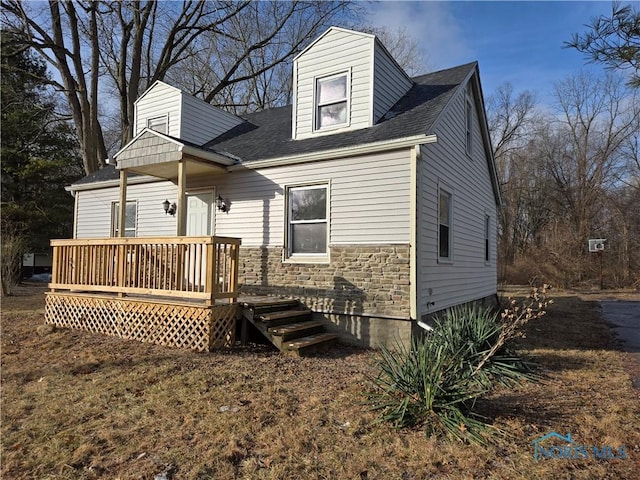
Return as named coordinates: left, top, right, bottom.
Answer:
left=229, top=134, right=438, bottom=171
left=66, top=174, right=164, bottom=192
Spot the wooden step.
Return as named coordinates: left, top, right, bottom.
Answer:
left=241, top=299, right=300, bottom=321
left=284, top=333, right=339, bottom=357
left=268, top=320, right=325, bottom=341
left=259, top=309, right=312, bottom=327
left=242, top=299, right=299, bottom=311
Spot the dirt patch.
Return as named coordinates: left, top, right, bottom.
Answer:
left=2, top=286, right=639, bottom=479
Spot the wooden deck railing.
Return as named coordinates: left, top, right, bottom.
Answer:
left=49, top=236, right=241, bottom=304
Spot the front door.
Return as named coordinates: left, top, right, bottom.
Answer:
left=185, top=190, right=214, bottom=290
left=186, top=190, right=214, bottom=236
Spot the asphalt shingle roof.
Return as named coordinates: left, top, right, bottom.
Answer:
left=206, top=62, right=474, bottom=162
left=73, top=62, right=475, bottom=185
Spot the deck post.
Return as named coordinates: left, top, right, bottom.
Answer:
left=230, top=243, right=240, bottom=304
left=205, top=240, right=214, bottom=306
left=117, top=170, right=128, bottom=297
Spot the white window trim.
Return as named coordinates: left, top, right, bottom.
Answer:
left=147, top=114, right=169, bottom=134
left=111, top=200, right=138, bottom=237
left=313, top=70, right=351, bottom=133
left=284, top=182, right=330, bottom=264
left=437, top=183, right=453, bottom=264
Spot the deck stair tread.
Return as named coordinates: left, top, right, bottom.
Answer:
left=259, top=309, right=312, bottom=322
left=241, top=299, right=299, bottom=309
left=269, top=320, right=324, bottom=338
left=285, top=333, right=338, bottom=351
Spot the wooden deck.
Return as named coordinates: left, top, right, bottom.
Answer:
left=45, top=236, right=241, bottom=351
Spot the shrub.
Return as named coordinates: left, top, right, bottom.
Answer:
left=366, top=287, right=551, bottom=443
left=1, top=226, right=28, bottom=296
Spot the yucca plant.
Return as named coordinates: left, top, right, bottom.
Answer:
left=366, top=302, right=540, bottom=443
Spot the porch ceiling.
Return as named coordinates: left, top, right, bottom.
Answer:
left=114, top=129, right=235, bottom=180
left=123, top=157, right=227, bottom=180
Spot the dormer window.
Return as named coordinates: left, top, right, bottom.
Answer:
left=147, top=115, right=168, bottom=134
left=315, top=72, right=349, bottom=130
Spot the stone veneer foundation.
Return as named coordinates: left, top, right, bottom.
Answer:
left=238, top=245, right=412, bottom=347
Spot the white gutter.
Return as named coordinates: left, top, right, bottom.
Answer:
left=180, top=144, right=237, bottom=166
left=65, top=174, right=165, bottom=192
left=228, top=134, right=438, bottom=171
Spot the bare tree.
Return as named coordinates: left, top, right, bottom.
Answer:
left=363, top=25, right=431, bottom=76
left=165, top=1, right=359, bottom=113
left=548, top=73, right=638, bottom=239
left=486, top=83, right=544, bottom=267
left=1, top=1, right=355, bottom=174
left=538, top=72, right=639, bottom=285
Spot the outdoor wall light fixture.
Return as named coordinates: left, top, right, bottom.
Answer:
left=163, top=199, right=177, bottom=216
left=216, top=194, right=228, bottom=212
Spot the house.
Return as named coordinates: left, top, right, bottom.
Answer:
left=52, top=27, right=500, bottom=350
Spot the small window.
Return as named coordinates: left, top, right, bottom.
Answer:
left=484, top=215, right=490, bottom=262
left=287, top=185, right=328, bottom=257
left=147, top=115, right=168, bottom=134
left=111, top=201, right=137, bottom=237
left=438, top=189, right=452, bottom=260
left=465, top=94, right=473, bottom=156
left=315, top=73, right=348, bottom=130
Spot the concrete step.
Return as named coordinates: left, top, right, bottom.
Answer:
left=284, top=332, right=339, bottom=357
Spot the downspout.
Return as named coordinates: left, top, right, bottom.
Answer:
left=409, top=145, right=419, bottom=323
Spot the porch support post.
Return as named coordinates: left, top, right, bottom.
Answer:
left=176, top=159, right=187, bottom=236
left=117, top=168, right=128, bottom=297
left=118, top=168, right=128, bottom=238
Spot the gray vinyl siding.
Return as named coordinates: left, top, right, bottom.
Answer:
left=417, top=79, right=497, bottom=317
left=134, top=83, right=181, bottom=137
left=373, top=42, right=413, bottom=123
left=180, top=94, right=243, bottom=145
left=75, top=181, right=177, bottom=238
left=117, top=132, right=181, bottom=167
left=189, top=149, right=412, bottom=246
left=75, top=150, right=411, bottom=245
left=293, top=29, right=374, bottom=139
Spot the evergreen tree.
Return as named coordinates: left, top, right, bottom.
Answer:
left=567, top=3, right=640, bottom=87
left=1, top=30, right=84, bottom=253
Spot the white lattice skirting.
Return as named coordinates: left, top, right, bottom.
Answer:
left=45, top=292, right=237, bottom=351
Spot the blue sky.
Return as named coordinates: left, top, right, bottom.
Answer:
left=368, top=1, right=620, bottom=106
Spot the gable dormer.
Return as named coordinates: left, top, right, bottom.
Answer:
left=134, top=81, right=243, bottom=146
left=292, top=27, right=413, bottom=140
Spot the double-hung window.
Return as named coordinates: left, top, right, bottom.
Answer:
left=315, top=73, right=348, bottom=130
left=287, top=185, right=328, bottom=258
left=438, top=188, right=452, bottom=261
left=111, top=201, right=137, bottom=237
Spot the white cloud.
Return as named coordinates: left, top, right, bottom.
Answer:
left=368, top=1, right=473, bottom=71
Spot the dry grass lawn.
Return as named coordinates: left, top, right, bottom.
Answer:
left=1, top=285, right=639, bottom=479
